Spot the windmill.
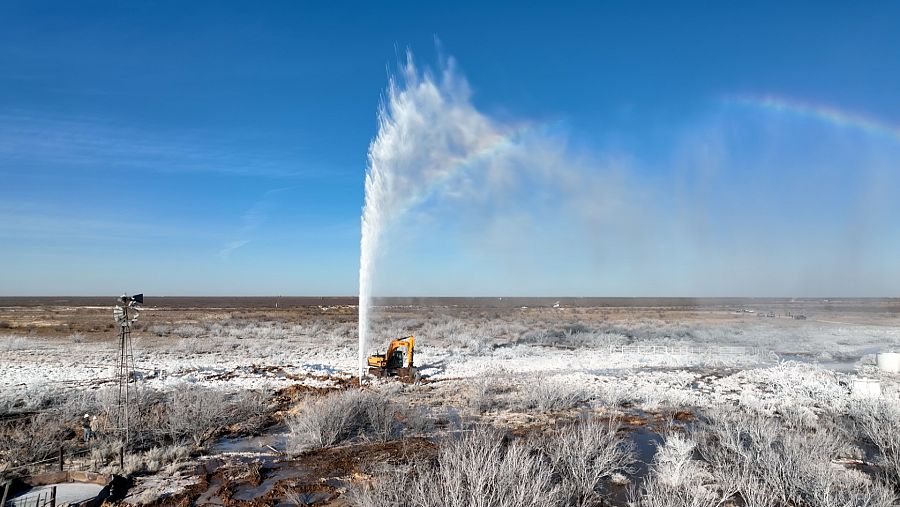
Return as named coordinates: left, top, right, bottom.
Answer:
left=113, top=293, right=142, bottom=446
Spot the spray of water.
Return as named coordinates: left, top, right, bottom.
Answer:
left=358, top=54, right=512, bottom=380
left=357, top=52, right=900, bottom=380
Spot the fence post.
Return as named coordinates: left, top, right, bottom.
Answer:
left=119, top=446, right=124, bottom=471
left=59, top=446, right=64, bottom=471
left=1, top=481, right=10, bottom=507
left=50, top=486, right=56, bottom=507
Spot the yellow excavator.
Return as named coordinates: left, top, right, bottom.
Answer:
left=367, top=335, right=417, bottom=381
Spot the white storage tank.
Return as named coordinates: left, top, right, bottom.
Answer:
left=876, top=352, right=900, bottom=373
left=852, top=377, right=881, bottom=398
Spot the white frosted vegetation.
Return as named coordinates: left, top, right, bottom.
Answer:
left=4, top=310, right=900, bottom=505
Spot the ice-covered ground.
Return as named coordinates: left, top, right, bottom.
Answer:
left=8, top=482, right=104, bottom=507
left=3, top=311, right=900, bottom=413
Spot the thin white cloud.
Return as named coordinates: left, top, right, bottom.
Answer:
left=218, top=239, right=250, bottom=259
left=0, top=110, right=317, bottom=178
left=0, top=208, right=222, bottom=243
left=217, top=187, right=295, bottom=260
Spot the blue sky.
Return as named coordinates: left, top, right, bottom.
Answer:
left=1, top=1, right=898, bottom=296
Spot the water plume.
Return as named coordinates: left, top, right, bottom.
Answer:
left=358, top=52, right=900, bottom=380
left=358, top=53, right=530, bottom=380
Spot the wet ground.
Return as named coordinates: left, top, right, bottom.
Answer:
left=8, top=482, right=104, bottom=507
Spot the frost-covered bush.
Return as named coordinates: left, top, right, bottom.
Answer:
left=537, top=421, right=634, bottom=507
left=146, top=324, right=171, bottom=336
left=0, top=412, right=71, bottom=470
left=163, top=388, right=231, bottom=446
left=633, top=410, right=895, bottom=507
left=851, top=400, right=900, bottom=488
left=468, top=374, right=510, bottom=413
left=0, top=335, right=37, bottom=351
left=691, top=409, right=894, bottom=507
left=172, top=325, right=205, bottom=339
left=517, top=325, right=627, bottom=349
left=348, top=426, right=560, bottom=507
left=113, top=445, right=191, bottom=475
left=350, top=421, right=634, bottom=507
left=631, top=476, right=714, bottom=507
left=519, top=377, right=585, bottom=412
left=286, top=390, right=401, bottom=452
left=631, top=431, right=719, bottom=507
left=171, top=336, right=222, bottom=355
left=653, top=434, right=705, bottom=489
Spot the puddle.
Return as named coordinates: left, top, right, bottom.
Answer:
left=293, top=490, right=332, bottom=503
left=192, top=453, right=314, bottom=505
left=232, top=463, right=309, bottom=502
left=8, top=483, right=104, bottom=507
left=194, top=474, right=226, bottom=506
left=605, top=426, right=664, bottom=506
left=210, top=423, right=290, bottom=455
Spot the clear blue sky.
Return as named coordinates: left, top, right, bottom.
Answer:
left=1, top=1, right=898, bottom=296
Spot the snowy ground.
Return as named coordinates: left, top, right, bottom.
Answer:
left=3, top=303, right=900, bottom=415
left=4, top=300, right=900, bottom=506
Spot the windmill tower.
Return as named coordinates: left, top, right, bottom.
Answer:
left=113, top=293, right=142, bottom=446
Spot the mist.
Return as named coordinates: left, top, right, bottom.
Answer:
left=361, top=52, right=900, bottom=307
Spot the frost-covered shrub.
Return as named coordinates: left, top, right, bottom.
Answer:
left=116, top=445, right=191, bottom=475
left=286, top=390, right=401, bottom=452
left=537, top=421, right=634, bottom=507
left=0, top=412, right=71, bottom=469
left=172, top=325, right=205, bottom=339
left=146, top=324, right=171, bottom=336
left=691, top=409, right=894, bottom=507
left=591, top=381, right=628, bottom=408
left=519, top=377, right=585, bottom=412
left=0, top=335, right=36, bottom=351
left=517, top=325, right=623, bottom=349
left=164, top=388, right=231, bottom=446
left=348, top=427, right=560, bottom=507
left=468, top=375, right=505, bottom=413
left=851, top=400, right=900, bottom=488
left=631, top=431, right=719, bottom=507
left=653, top=434, right=705, bottom=489
left=631, top=476, right=715, bottom=507
left=171, top=337, right=220, bottom=355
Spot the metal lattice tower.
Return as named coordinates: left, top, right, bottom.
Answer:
left=113, top=293, right=142, bottom=446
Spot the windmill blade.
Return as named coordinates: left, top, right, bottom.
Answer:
left=113, top=305, right=126, bottom=323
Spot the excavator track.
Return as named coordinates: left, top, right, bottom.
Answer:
left=368, top=366, right=419, bottom=382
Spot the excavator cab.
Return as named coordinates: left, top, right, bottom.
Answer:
left=385, top=349, right=405, bottom=369
left=367, top=335, right=417, bottom=381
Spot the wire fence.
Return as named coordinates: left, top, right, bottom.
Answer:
left=3, top=447, right=95, bottom=476
left=1, top=446, right=113, bottom=507
left=608, top=344, right=764, bottom=358
left=4, top=486, right=53, bottom=507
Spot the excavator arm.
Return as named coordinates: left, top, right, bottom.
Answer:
left=385, top=336, right=414, bottom=368
left=367, top=336, right=415, bottom=369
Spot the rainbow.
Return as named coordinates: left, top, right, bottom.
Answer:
left=408, top=120, right=548, bottom=210
left=723, top=94, right=900, bottom=144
